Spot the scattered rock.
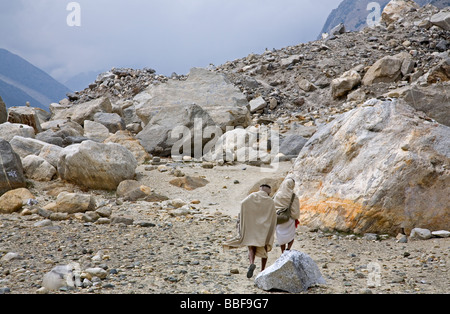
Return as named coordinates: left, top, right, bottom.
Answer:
left=9, top=137, right=48, bottom=160
left=297, top=78, right=316, bottom=92
left=362, top=53, right=411, bottom=85
left=400, top=83, right=450, bottom=127
left=279, top=134, right=308, bottom=156
left=409, top=228, right=432, bottom=240
left=432, top=230, right=450, bottom=238
left=1, top=252, right=21, bottom=262
left=83, top=267, right=108, bottom=280
left=249, top=96, right=267, bottom=113
left=104, top=131, right=151, bottom=164
left=116, top=180, right=153, bottom=201
left=55, top=192, right=96, bottom=214
left=111, top=216, right=134, bottom=225
left=169, top=176, right=209, bottom=191
left=396, top=233, right=408, bottom=243
left=34, top=219, right=53, bottom=228
left=93, top=112, right=126, bottom=134
left=331, top=70, right=361, bottom=99
left=0, top=188, right=35, bottom=214
left=83, top=120, right=110, bottom=142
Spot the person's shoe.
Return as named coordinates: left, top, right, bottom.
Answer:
left=247, top=264, right=256, bottom=278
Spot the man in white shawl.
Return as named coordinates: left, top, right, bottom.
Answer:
left=273, top=176, right=300, bottom=253
left=223, top=184, right=276, bottom=278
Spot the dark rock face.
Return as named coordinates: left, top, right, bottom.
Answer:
left=0, top=139, right=26, bottom=196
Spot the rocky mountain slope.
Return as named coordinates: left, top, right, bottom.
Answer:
left=65, top=3, right=449, bottom=133
left=0, top=49, right=71, bottom=110
left=0, top=1, right=449, bottom=294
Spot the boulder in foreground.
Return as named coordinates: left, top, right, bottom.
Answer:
left=255, top=250, right=326, bottom=293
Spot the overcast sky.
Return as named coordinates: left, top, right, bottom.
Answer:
left=0, top=0, right=342, bottom=83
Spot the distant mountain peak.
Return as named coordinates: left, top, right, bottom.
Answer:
left=0, top=48, right=72, bottom=111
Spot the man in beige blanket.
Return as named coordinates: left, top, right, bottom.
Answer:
left=223, top=184, right=276, bottom=278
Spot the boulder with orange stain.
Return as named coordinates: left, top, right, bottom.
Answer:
left=291, top=99, right=450, bottom=235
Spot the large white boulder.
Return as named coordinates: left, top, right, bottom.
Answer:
left=42, top=263, right=82, bottom=291
left=58, top=140, right=137, bottom=190
left=255, top=250, right=326, bottom=293
left=291, top=99, right=450, bottom=235
left=0, top=122, right=35, bottom=142
left=362, top=52, right=412, bottom=85
left=22, top=155, right=56, bottom=182
left=134, top=68, right=250, bottom=156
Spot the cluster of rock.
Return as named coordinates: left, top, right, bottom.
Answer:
left=40, top=262, right=109, bottom=292
left=66, top=67, right=183, bottom=105
left=408, top=227, right=450, bottom=240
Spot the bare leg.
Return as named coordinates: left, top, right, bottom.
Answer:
left=261, top=258, right=267, bottom=271
left=247, top=247, right=257, bottom=278
left=248, top=246, right=256, bottom=265
left=287, top=239, right=294, bottom=250
left=280, top=244, right=286, bottom=253
left=261, top=245, right=269, bottom=271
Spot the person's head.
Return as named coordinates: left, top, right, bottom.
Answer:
left=260, top=184, right=272, bottom=196
left=286, top=176, right=296, bottom=190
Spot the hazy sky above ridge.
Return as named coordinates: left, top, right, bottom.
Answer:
left=0, top=0, right=343, bottom=83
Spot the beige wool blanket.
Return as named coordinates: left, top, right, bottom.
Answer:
left=223, top=190, right=276, bottom=258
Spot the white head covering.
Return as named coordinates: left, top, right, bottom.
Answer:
left=273, top=175, right=300, bottom=220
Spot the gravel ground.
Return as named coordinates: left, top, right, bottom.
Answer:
left=0, top=162, right=448, bottom=294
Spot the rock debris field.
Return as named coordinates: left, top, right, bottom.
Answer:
left=0, top=162, right=449, bottom=294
